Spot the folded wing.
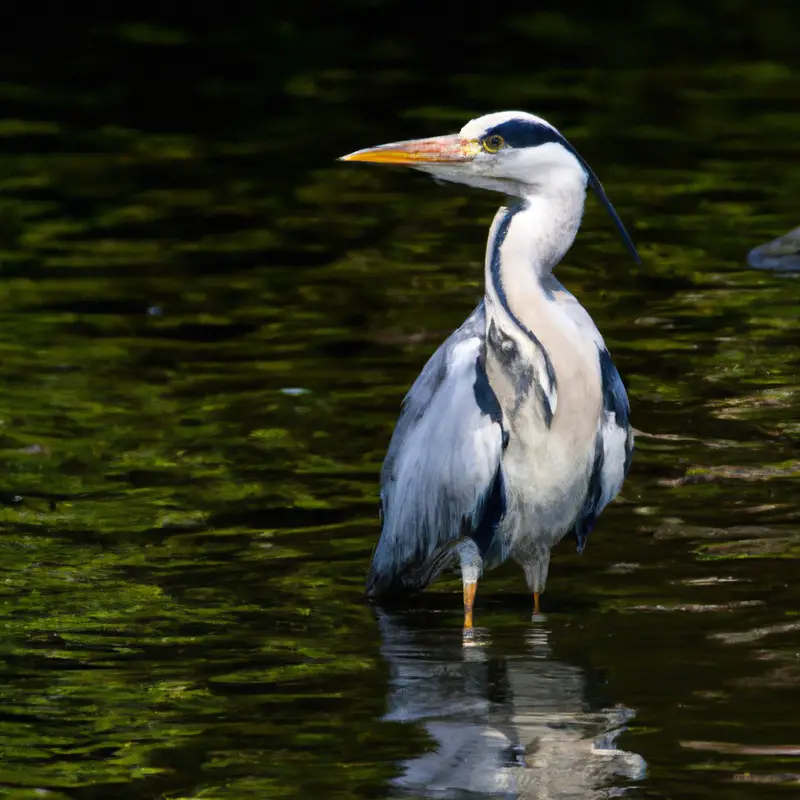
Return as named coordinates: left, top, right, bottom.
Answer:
left=367, top=303, right=507, bottom=598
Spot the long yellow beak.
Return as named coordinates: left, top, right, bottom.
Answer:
left=339, top=134, right=479, bottom=165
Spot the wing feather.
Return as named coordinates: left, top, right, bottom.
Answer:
left=573, top=346, right=633, bottom=552
left=368, top=303, right=506, bottom=598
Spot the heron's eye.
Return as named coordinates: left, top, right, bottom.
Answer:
left=482, top=134, right=505, bottom=153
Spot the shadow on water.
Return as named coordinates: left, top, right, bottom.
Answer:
left=377, top=609, right=646, bottom=798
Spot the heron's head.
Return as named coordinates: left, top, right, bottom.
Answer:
left=340, top=110, right=639, bottom=263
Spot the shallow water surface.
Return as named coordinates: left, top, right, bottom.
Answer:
left=0, top=7, right=799, bottom=799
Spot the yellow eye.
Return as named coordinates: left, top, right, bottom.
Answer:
left=482, top=134, right=505, bottom=153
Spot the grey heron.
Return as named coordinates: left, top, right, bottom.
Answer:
left=340, top=111, right=640, bottom=631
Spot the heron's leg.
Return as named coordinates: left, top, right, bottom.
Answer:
left=463, top=579, right=477, bottom=630
left=524, top=546, right=551, bottom=618
left=455, top=538, right=483, bottom=633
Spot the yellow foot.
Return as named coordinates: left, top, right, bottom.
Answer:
left=533, top=592, right=541, bottom=615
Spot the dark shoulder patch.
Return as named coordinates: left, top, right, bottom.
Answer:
left=469, top=466, right=506, bottom=559
left=573, top=433, right=604, bottom=553
left=573, top=350, right=633, bottom=553
left=599, top=346, right=633, bottom=477
left=484, top=119, right=563, bottom=150
left=473, top=350, right=503, bottom=426
left=599, top=348, right=630, bottom=429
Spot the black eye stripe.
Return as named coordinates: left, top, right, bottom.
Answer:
left=482, top=119, right=564, bottom=149
left=478, top=116, right=642, bottom=264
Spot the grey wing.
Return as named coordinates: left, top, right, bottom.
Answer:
left=367, top=303, right=507, bottom=598
left=574, top=346, right=633, bottom=552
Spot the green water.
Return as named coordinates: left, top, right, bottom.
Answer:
left=0, top=6, right=799, bottom=799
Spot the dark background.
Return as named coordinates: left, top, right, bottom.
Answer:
left=0, top=3, right=798, bottom=799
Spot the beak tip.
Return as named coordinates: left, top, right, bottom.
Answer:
left=337, top=135, right=470, bottom=166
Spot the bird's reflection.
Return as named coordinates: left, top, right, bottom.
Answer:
left=377, top=611, right=646, bottom=798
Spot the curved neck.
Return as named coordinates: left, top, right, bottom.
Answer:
left=481, top=176, right=588, bottom=425
left=486, top=177, right=587, bottom=281
left=482, top=176, right=586, bottom=342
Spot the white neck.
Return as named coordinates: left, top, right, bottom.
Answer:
left=486, top=171, right=587, bottom=281
left=481, top=171, right=590, bottom=426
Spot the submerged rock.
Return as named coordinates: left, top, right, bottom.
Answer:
left=747, top=226, right=800, bottom=271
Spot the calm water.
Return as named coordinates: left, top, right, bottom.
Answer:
left=0, top=7, right=799, bottom=799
